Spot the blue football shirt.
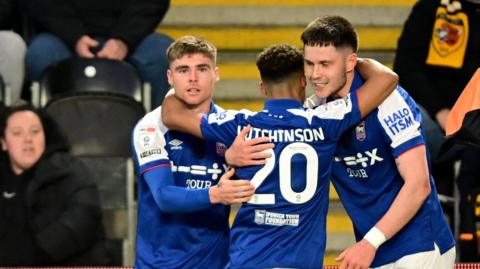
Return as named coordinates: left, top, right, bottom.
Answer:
left=132, top=103, right=230, bottom=269
left=331, top=75, right=455, bottom=267
left=200, top=94, right=361, bottom=269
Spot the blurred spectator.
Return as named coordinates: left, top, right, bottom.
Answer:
left=0, top=0, right=26, bottom=103
left=0, top=101, right=111, bottom=266
left=25, top=0, right=173, bottom=109
left=394, top=0, right=480, bottom=261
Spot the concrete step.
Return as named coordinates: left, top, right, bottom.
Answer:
left=159, top=26, right=401, bottom=51
left=161, top=0, right=404, bottom=100
left=167, top=0, right=414, bottom=27
left=171, top=0, right=415, bottom=6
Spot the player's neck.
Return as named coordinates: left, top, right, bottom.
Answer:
left=185, top=99, right=212, bottom=114
left=265, top=81, right=304, bottom=103
left=268, top=90, right=303, bottom=103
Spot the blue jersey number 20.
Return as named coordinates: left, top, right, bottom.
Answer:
left=248, top=142, right=318, bottom=205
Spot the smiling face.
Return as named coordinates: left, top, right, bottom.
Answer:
left=303, top=44, right=356, bottom=99
left=167, top=53, right=219, bottom=110
left=1, top=111, right=46, bottom=175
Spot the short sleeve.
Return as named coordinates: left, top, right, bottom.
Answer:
left=132, top=122, right=170, bottom=174
left=200, top=110, right=244, bottom=146
left=377, top=88, right=425, bottom=158
left=308, top=91, right=362, bottom=139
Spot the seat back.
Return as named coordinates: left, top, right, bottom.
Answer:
left=79, top=157, right=136, bottom=266
left=37, top=58, right=149, bottom=109
left=45, top=93, right=144, bottom=157
left=44, top=94, right=144, bottom=266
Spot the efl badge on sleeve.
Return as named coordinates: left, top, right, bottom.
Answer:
left=426, top=4, right=468, bottom=68
left=355, top=121, right=367, bottom=141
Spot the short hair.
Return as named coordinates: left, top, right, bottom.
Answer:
left=256, top=44, right=304, bottom=84
left=166, top=35, right=217, bottom=64
left=301, top=15, right=358, bottom=53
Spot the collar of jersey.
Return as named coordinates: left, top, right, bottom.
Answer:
left=208, top=100, right=218, bottom=114
left=263, top=99, right=304, bottom=111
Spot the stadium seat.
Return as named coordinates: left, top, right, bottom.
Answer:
left=32, top=57, right=151, bottom=111
left=37, top=59, right=147, bottom=265
left=44, top=94, right=144, bottom=266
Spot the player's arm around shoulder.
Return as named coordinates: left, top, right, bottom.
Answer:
left=356, top=58, right=398, bottom=118
left=161, top=94, right=203, bottom=138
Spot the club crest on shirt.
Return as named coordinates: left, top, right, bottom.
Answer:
left=216, top=142, right=227, bottom=156
left=355, top=121, right=366, bottom=141
left=254, top=210, right=266, bottom=225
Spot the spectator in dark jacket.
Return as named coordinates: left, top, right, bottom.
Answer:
left=394, top=0, right=479, bottom=128
left=0, top=101, right=111, bottom=266
left=394, top=0, right=480, bottom=261
left=0, top=0, right=26, bottom=103
left=25, top=0, right=173, bottom=109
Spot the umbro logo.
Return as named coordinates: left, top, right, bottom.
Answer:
left=169, top=139, right=183, bottom=150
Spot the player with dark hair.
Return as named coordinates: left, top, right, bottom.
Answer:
left=301, top=15, right=455, bottom=269
left=229, top=15, right=456, bottom=269
left=161, top=41, right=396, bottom=268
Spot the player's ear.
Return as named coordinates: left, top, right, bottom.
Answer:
left=214, top=66, right=220, bottom=82
left=346, top=52, right=357, bottom=73
left=167, top=68, right=173, bottom=86
left=300, top=74, right=307, bottom=87
left=259, top=81, right=268, bottom=97
left=1, top=138, right=7, bottom=151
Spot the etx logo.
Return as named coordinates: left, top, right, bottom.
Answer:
left=171, top=162, right=227, bottom=180
left=335, top=148, right=383, bottom=167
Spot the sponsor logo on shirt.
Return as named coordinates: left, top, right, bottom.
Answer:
left=382, top=108, right=415, bottom=136
left=140, top=149, right=162, bottom=158
left=186, top=179, right=213, bottom=189
left=335, top=148, right=384, bottom=179
left=139, top=127, right=156, bottom=133
left=254, top=209, right=299, bottom=227
left=139, top=126, right=157, bottom=148
left=169, top=139, right=183, bottom=150
left=171, top=162, right=228, bottom=180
